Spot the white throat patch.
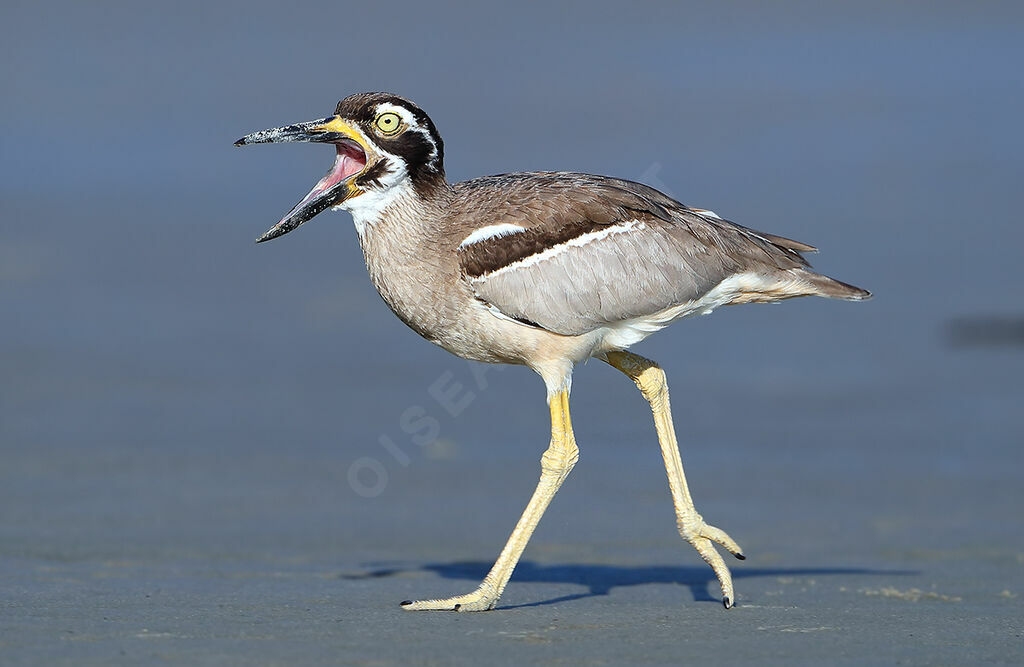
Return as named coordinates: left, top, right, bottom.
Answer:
left=337, top=175, right=414, bottom=238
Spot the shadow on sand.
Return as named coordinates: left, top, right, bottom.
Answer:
left=341, top=560, right=916, bottom=609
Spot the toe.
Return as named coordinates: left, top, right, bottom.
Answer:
left=701, top=523, right=744, bottom=558
left=400, top=589, right=497, bottom=612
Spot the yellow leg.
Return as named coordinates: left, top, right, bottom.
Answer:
left=604, top=350, right=745, bottom=609
left=401, top=388, right=578, bottom=611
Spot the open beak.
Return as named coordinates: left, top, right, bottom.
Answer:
left=235, top=116, right=371, bottom=243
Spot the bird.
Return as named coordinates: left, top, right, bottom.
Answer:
left=235, top=92, right=870, bottom=612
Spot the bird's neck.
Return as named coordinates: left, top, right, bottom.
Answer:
left=343, top=174, right=452, bottom=238
left=345, top=176, right=458, bottom=343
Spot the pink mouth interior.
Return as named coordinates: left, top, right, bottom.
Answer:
left=294, top=141, right=368, bottom=207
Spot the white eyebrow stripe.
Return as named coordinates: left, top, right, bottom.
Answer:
left=459, top=223, right=528, bottom=248
left=374, top=102, right=419, bottom=127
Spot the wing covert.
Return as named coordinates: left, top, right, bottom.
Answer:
left=453, top=173, right=811, bottom=335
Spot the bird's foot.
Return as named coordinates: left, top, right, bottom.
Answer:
left=678, top=514, right=745, bottom=609
left=400, top=586, right=498, bottom=612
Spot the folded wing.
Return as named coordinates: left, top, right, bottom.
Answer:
left=454, top=173, right=860, bottom=336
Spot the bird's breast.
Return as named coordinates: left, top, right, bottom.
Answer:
left=353, top=207, right=470, bottom=346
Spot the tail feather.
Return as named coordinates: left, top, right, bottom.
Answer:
left=797, top=270, right=872, bottom=301
left=759, top=232, right=818, bottom=254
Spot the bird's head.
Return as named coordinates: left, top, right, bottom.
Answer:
left=235, top=92, right=445, bottom=242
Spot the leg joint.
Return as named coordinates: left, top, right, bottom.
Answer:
left=540, top=438, right=579, bottom=477
left=676, top=508, right=705, bottom=541
left=634, top=364, right=668, bottom=403
left=605, top=351, right=669, bottom=403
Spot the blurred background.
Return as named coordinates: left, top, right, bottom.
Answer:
left=2, top=1, right=1022, bottom=663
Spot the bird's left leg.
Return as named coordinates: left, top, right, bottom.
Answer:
left=401, top=387, right=578, bottom=611
left=603, top=350, right=745, bottom=608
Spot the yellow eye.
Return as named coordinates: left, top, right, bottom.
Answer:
left=374, top=112, right=402, bottom=135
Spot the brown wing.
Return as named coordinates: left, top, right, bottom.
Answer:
left=452, top=173, right=836, bottom=335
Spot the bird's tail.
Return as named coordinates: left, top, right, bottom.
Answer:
left=796, top=270, right=872, bottom=301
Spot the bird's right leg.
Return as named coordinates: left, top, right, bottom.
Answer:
left=603, top=350, right=745, bottom=608
left=400, top=387, right=578, bottom=611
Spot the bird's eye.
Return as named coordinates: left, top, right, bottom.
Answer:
left=374, top=112, right=402, bottom=136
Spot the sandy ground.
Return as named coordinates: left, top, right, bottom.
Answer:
left=3, top=213, right=1021, bottom=664
left=2, top=2, right=1023, bottom=664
